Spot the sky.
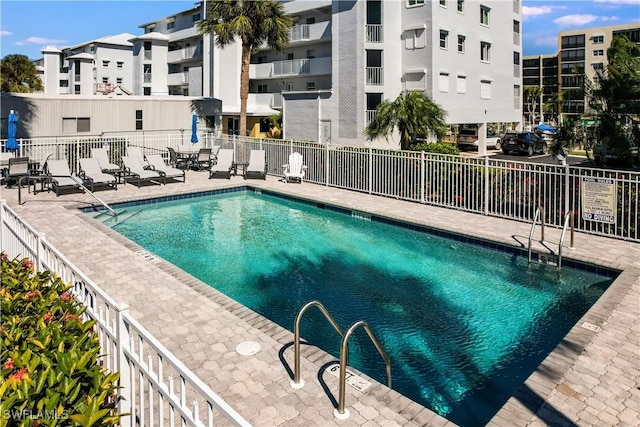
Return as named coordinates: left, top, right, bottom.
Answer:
left=0, top=0, right=639, bottom=60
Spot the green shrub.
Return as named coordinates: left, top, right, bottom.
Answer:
left=410, top=141, right=460, bottom=155
left=1, top=253, right=122, bottom=426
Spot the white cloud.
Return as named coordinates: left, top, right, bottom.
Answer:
left=594, top=0, right=640, bottom=5
left=0, top=30, right=12, bottom=36
left=553, top=14, right=599, bottom=26
left=15, top=37, right=66, bottom=46
left=534, top=36, right=559, bottom=48
left=523, top=6, right=555, bottom=18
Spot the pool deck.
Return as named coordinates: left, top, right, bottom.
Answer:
left=2, top=171, right=638, bottom=427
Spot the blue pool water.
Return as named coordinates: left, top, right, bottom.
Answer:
left=101, top=190, right=615, bottom=426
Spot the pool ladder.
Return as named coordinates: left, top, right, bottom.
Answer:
left=528, top=206, right=575, bottom=272
left=290, top=300, right=391, bottom=420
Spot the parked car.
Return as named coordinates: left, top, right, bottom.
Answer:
left=593, top=142, right=640, bottom=167
left=456, top=129, right=502, bottom=150
left=501, top=131, right=546, bottom=156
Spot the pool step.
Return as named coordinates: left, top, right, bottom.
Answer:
left=95, top=209, right=142, bottom=226
left=530, top=250, right=559, bottom=266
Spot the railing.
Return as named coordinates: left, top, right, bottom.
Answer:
left=290, top=24, right=310, bottom=41
left=366, top=67, right=383, bottom=85
left=0, top=200, right=251, bottom=427
left=272, top=59, right=310, bottom=76
left=528, top=206, right=544, bottom=264
left=365, top=24, right=383, bottom=42
left=558, top=211, right=575, bottom=271
left=2, top=133, right=639, bottom=242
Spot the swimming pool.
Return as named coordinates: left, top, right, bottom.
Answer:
left=97, top=189, right=616, bottom=426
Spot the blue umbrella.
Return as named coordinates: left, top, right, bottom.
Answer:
left=190, top=114, right=198, bottom=144
left=6, top=110, right=18, bottom=152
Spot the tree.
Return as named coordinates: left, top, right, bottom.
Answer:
left=584, top=35, right=640, bottom=165
left=523, top=86, right=543, bottom=125
left=198, top=0, right=292, bottom=137
left=364, top=91, right=448, bottom=150
left=0, top=54, right=43, bottom=93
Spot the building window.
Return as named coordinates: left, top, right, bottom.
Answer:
left=480, top=5, right=490, bottom=26
left=143, top=87, right=151, bottom=96
left=102, top=77, right=109, bottom=83
left=514, top=51, right=520, bottom=65
left=458, top=35, right=466, bottom=53
left=592, top=35, right=604, bottom=44
left=167, top=20, right=175, bottom=30
left=102, top=60, right=110, bottom=68
left=117, top=61, right=124, bottom=69
left=74, top=85, right=80, bottom=95
left=192, top=13, right=201, bottom=22
left=306, top=49, right=315, bottom=59
left=561, top=35, right=585, bottom=49
left=135, top=110, right=143, bottom=130
left=513, top=20, right=520, bottom=34
left=116, top=78, right=123, bottom=84
left=306, top=17, right=316, bottom=24
left=592, top=63, right=604, bottom=70
left=480, top=79, right=491, bottom=99
left=257, top=55, right=267, bottom=64
left=481, top=42, right=491, bottom=62
left=457, top=0, right=464, bottom=12
left=439, top=72, right=450, bottom=92
left=407, top=0, right=425, bottom=7
left=307, top=82, right=316, bottom=90
left=439, top=0, right=446, bottom=7
left=257, top=84, right=268, bottom=93
left=62, top=117, right=90, bottom=134
left=145, top=25, right=155, bottom=34
left=440, top=30, right=449, bottom=49
left=593, top=49, right=604, bottom=56
left=89, top=45, right=96, bottom=53
left=457, top=75, right=467, bottom=93
left=404, top=28, right=425, bottom=49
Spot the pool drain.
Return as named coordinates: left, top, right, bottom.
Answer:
left=236, top=341, right=261, bottom=356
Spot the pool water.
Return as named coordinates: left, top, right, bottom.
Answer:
left=103, top=191, right=614, bottom=426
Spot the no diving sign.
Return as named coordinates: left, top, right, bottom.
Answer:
left=581, top=177, right=616, bottom=224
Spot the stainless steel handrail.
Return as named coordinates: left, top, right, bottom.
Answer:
left=527, top=206, right=545, bottom=264
left=291, top=300, right=345, bottom=388
left=336, top=320, right=391, bottom=419
left=558, top=211, right=575, bottom=272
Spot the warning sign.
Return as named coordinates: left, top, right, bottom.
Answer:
left=581, top=177, right=616, bottom=223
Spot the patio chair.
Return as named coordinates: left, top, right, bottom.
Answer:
left=46, top=159, right=85, bottom=196
left=126, top=146, right=149, bottom=169
left=167, top=147, right=190, bottom=169
left=146, top=154, right=186, bottom=183
left=193, top=148, right=212, bottom=171
left=121, top=156, right=163, bottom=187
left=78, top=157, right=118, bottom=191
left=209, top=149, right=234, bottom=179
left=5, top=156, right=30, bottom=188
left=283, top=152, right=307, bottom=183
left=91, top=148, right=120, bottom=172
left=243, top=150, right=267, bottom=180
left=210, top=145, right=221, bottom=164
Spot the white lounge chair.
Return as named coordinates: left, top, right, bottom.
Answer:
left=91, top=148, right=120, bottom=171
left=126, top=146, right=149, bottom=168
left=243, top=150, right=267, bottom=180
left=146, top=154, right=186, bottom=183
left=46, top=159, right=85, bottom=196
left=209, top=149, right=234, bottom=179
left=121, top=156, right=163, bottom=187
left=79, top=157, right=117, bottom=191
left=283, top=152, right=306, bottom=183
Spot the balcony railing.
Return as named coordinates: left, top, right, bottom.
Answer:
left=143, top=73, right=152, bottom=83
left=365, top=110, right=376, bottom=125
left=366, top=67, right=383, bottom=85
left=144, top=50, right=151, bottom=61
left=366, top=24, right=383, bottom=43
left=513, top=64, right=521, bottom=78
left=290, top=25, right=310, bottom=41
left=273, top=58, right=310, bottom=76
left=271, top=93, right=283, bottom=109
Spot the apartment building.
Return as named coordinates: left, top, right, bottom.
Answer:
left=558, top=22, right=640, bottom=123
left=39, top=33, right=135, bottom=96
left=522, top=54, right=558, bottom=125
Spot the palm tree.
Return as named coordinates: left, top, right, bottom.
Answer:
left=198, top=0, right=292, bottom=137
left=0, top=54, right=43, bottom=93
left=523, top=86, right=543, bottom=125
left=364, top=91, right=448, bottom=150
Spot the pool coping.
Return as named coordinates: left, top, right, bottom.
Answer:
left=78, top=183, right=636, bottom=426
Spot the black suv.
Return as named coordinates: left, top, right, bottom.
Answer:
left=501, top=131, right=546, bottom=156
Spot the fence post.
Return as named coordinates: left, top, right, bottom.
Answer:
left=368, top=147, right=373, bottom=194
left=420, top=152, right=425, bottom=203
left=325, top=143, right=330, bottom=187
left=36, top=232, right=44, bottom=272
left=564, top=162, right=570, bottom=220
left=484, top=156, right=490, bottom=215
left=116, top=304, right=133, bottom=427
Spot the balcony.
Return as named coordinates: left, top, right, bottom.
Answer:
left=167, top=71, right=189, bottom=86
left=143, top=73, right=152, bottom=83
left=513, top=65, right=521, bottom=78
left=366, top=25, right=383, bottom=43
left=290, top=25, right=310, bottom=41
left=167, top=45, right=203, bottom=63
left=365, top=110, right=376, bottom=125
left=250, top=57, right=331, bottom=79
left=271, top=93, right=283, bottom=109
left=366, top=67, right=383, bottom=85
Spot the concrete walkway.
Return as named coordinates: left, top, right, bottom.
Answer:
left=1, top=170, right=638, bottom=427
